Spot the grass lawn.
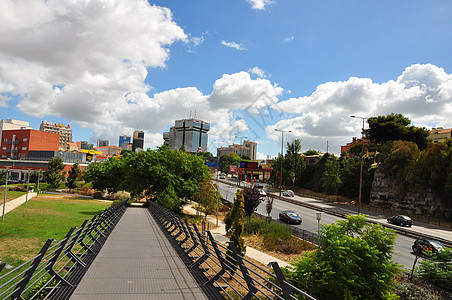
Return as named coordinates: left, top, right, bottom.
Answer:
left=0, top=190, right=27, bottom=204
left=0, top=194, right=111, bottom=268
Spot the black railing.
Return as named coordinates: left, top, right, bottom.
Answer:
left=0, top=200, right=127, bottom=300
left=147, top=200, right=316, bottom=300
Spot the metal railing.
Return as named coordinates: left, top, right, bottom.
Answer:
left=147, top=200, right=316, bottom=300
left=0, top=200, right=127, bottom=300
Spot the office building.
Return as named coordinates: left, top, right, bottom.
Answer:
left=163, top=118, right=210, bottom=153
left=39, top=121, right=72, bottom=147
left=132, top=130, right=144, bottom=152
left=97, top=139, right=109, bottom=147
left=217, top=140, right=257, bottom=160
left=0, top=129, right=59, bottom=159
left=119, top=135, right=131, bottom=148
left=0, top=119, right=32, bottom=143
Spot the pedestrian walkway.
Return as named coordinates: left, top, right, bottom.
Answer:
left=183, top=203, right=290, bottom=268
left=70, top=207, right=209, bottom=300
left=0, top=191, right=37, bottom=218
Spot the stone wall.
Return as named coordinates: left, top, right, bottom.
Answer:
left=370, top=166, right=449, bottom=217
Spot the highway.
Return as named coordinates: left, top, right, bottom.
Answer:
left=217, top=180, right=452, bottom=270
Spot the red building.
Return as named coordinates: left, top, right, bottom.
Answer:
left=341, top=137, right=370, bottom=157
left=1, top=129, right=59, bottom=159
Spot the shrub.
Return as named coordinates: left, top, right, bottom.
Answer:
left=396, top=282, right=439, bottom=300
left=105, top=191, right=131, bottom=201
left=80, top=187, right=95, bottom=196
left=92, top=191, right=103, bottom=199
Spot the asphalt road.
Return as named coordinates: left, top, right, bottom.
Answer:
left=216, top=180, right=451, bottom=269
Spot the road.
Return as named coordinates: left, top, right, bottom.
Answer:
left=217, top=180, right=451, bottom=269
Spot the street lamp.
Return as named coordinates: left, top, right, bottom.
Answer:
left=2, top=167, right=10, bottom=221
left=275, top=129, right=291, bottom=197
left=350, top=115, right=367, bottom=214
left=25, top=169, right=31, bottom=205
left=214, top=140, right=227, bottom=226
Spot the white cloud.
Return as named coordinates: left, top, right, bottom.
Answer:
left=267, top=63, right=452, bottom=154
left=247, top=0, right=274, bottom=10
left=284, top=36, right=294, bottom=43
left=221, top=40, right=247, bottom=50
left=248, top=67, right=266, bottom=78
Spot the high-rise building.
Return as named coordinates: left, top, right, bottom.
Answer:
left=76, top=141, right=94, bottom=150
left=119, top=135, right=131, bottom=147
left=132, top=130, right=144, bottom=152
left=39, top=121, right=72, bottom=147
left=217, top=140, right=257, bottom=160
left=163, top=118, right=210, bottom=153
left=97, top=139, right=109, bottom=147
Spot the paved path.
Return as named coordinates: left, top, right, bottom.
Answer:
left=0, top=192, right=37, bottom=218
left=70, top=207, right=208, bottom=300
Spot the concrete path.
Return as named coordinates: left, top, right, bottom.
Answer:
left=0, top=192, right=37, bottom=218
left=70, top=207, right=208, bottom=300
left=183, top=203, right=290, bottom=268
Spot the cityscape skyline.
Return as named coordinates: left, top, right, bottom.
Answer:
left=1, top=1, right=452, bottom=158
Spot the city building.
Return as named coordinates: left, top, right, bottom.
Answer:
left=39, top=121, right=72, bottom=148
left=0, top=129, right=59, bottom=159
left=94, top=145, right=121, bottom=159
left=163, top=118, right=210, bottom=153
left=132, top=130, right=144, bottom=152
left=119, top=135, right=131, bottom=147
left=341, top=137, right=370, bottom=157
left=76, top=141, right=94, bottom=150
left=429, top=127, right=452, bottom=143
left=97, top=139, right=109, bottom=147
left=0, top=119, right=32, bottom=143
left=217, top=140, right=257, bottom=160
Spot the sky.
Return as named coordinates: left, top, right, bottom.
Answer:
left=1, top=0, right=452, bottom=158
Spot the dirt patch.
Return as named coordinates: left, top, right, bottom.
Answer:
left=0, top=237, right=43, bottom=262
left=243, top=235, right=306, bottom=264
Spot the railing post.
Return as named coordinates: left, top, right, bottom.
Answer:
left=183, top=219, right=198, bottom=255
left=228, top=242, right=258, bottom=300
left=11, top=239, right=54, bottom=300
left=45, top=228, right=75, bottom=287
left=190, top=226, right=210, bottom=268
left=204, top=231, right=228, bottom=285
left=65, top=220, right=88, bottom=267
left=270, top=261, right=294, bottom=299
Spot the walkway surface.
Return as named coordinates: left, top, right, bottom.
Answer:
left=0, top=192, right=37, bottom=218
left=70, top=207, right=208, bottom=300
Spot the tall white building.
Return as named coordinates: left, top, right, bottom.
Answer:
left=39, top=121, right=72, bottom=147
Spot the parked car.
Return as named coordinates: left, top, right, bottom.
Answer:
left=219, top=175, right=225, bottom=179
left=279, top=210, right=302, bottom=225
left=412, top=239, right=445, bottom=256
left=259, top=189, right=267, bottom=197
left=282, top=190, right=294, bottom=197
left=387, top=215, right=413, bottom=227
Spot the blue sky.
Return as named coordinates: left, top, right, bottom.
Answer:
left=1, top=0, right=452, bottom=157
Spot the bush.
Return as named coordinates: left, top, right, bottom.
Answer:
left=10, top=184, right=27, bottom=192
left=92, top=191, right=103, bottom=199
left=80, top=187, right=95, bottom=196
left=105, top=191, right=131, bottom=201
left=396, top=282, right=439, bottom=300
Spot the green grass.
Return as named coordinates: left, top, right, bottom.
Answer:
left=0, top=190, right=27, bottom=203
left=0, top=195, right=110, bottom=268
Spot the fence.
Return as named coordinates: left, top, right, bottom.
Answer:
left=147, top=200, right=316, bottom=300
left=0, top=200, right=127, bottom=300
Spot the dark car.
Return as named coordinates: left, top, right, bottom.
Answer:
left=279, top=210, right=302, bottom=225
left=387, top=215, right=413, bottom=227
left=412, top=239, right=445, bottom=256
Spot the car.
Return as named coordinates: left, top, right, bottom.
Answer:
left=412, top=239, right=445, bottom=256
left=279, top=210, right=302, bottom=225
left=259, top=189, right=267, bottom=197
left=254, top=183, right=264, bottom=189
left=282, top=190, right=294, bottom=197
left=219, top=175, right=225, bottom=179
left=387, top=215, right=413, bottom=227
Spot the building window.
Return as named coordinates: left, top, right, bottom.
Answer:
left=23, top=138, right=28, bottom=142
left=2, top=147, right=6, bottom=150
left=1, top=155, right=6, bottom=158
left=22, top=147, right=27, bottom=150
left=3, top=138, right=7, bottom=142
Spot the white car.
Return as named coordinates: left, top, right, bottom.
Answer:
left=282, top=190, right=294, bottom=197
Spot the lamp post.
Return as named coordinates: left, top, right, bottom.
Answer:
left=2, top=167, right=10, bottom=221
left=350, top=115, right=367, bottom=214
left=25, top=169, right=31, bottom=205
left=275, top=129, right=291, bottom=197
left=214, top=140, right=227, bottom=226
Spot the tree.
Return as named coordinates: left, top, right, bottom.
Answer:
left=285, top=139, right=306, bottom=186
left=219, top=152, right=241, bottom=174
left=83, top=157, right=125, bottom=194
left=243, top=185, right=264, bottom=233
left=283, top=214, right=400, bottom=299
left=321, top=158, right=341, bottom=194
left=265, top=194, right=275, bottom=222
left=225, top=189, right=246, bottom=256
left=384, top=140, right=420, bottom=190
left=415, top=247, right=452, bottom=294
left=44, top=157, right=65, bottom=188
left=196, top=177, right=220, bottom=222
left=366, top=113, right=429, bottom=150
left=66, top=162, right=81, bottom=189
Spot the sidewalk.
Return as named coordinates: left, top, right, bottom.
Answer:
left=0, top=192, right=37, bottom=218
left=183, top=203, right=290, bottom=268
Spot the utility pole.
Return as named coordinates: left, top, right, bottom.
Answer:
left=275, top=129, right=291, bottom=197
left=350, top=115, right=367, bottom=214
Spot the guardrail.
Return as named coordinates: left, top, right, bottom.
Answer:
left=0, top=200, right=127, bottom=300
left=147, top=200, right=316, bottom=300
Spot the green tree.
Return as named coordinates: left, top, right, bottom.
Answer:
left=44, top=157, right=65, bottom=188
left=321, top=158, right=341, bottom=194
left=283, top=215, right=400, bottom=299
left=225, top=189, right=246, bottom=256
left=285, top=139, right=306, bottom=186
left=83, top=157, right=125, bottom=194
left=415, top=247, right=452, bottom=294
left=219, top=152, right=241, bottom=174
left=243, top=185, right=263, bottom=233
left=366, top=113, right=429, bottom=150
left=66, top=162, right=81, bottom=189
left=383, top=140, right=420, bottom=189
left=0, top=170, right=6, bottom=185
left=196, top=177, right=220, bottom=222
